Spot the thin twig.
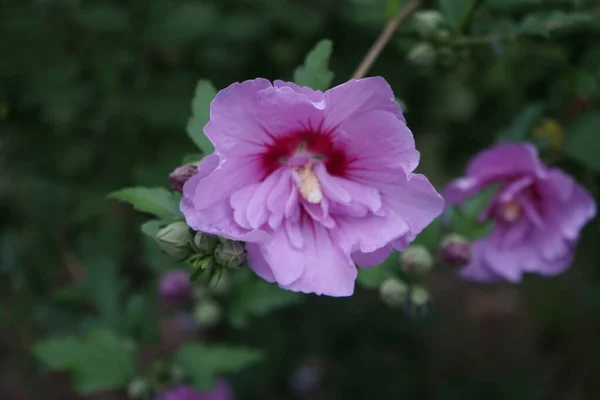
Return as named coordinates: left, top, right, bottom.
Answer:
left=352, top=0, right=422, bottom=80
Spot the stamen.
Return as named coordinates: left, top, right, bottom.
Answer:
left=501, top=201, right=521, bottom=222
left=296, top=163, right=322, bottom=203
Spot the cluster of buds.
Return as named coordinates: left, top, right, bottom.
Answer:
left=377, top=234, right=472, bottom=313
left=155, top=222, right=247, bottom=277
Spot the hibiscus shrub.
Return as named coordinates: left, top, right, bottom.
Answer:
left=3, top=0, right=600, bottom=399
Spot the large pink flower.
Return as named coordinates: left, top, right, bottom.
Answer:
left=444, top=143, right=596, bottom=282
left=181, top=78, right=444, bottom=296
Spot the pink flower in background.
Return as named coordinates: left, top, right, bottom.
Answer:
left=444, top=143, right=596, bottom=282
left=159, top=270, right=192, bottom=303
left=181, top=78, right=443, bottom=296
left=161, top=380, right=231, bottom=400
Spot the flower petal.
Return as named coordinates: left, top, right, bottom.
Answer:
left=323, top=77, right=406, bottom=129
left=466, top=142, right=546, bottom=181
left=338, top=109, right=419, bottom=175
left=280, top=219, right=357, bottom=297
left=247, top=243, right=276, bottom=282
left=352, top=245, right=393, bottom=268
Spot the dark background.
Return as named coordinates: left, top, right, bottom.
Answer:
left=2, top=0, right=600, bottom=399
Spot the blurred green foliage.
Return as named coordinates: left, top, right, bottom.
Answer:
left=2, top=0, right=600, bottom=399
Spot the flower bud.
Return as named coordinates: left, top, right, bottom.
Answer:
left=407, top=42, right=437, bottom=67
left=170, top=364, right=186, bottom=383
left=413, top=10, right=444, bottom=38
left=214, top=240, right=246, bottom=269
left=401, top=245, right=434, bottom=275
left=127, top=377, right=149, bottom=399
left=193, top=232, right=219, bottom=255
left=159, top=270, right=191, bottom=303
left=193, top=299, right=222, bottom=327
left=379, top=278, right=409, bottom=308
left=409, top=285, right=430, bottom=309
left=440, top=234, right=471, bottom=267
left=168, top=164, right=198, bottom=193
left=156, top=221, right=192, bottom=259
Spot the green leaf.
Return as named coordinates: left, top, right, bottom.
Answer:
left=108, top=187, right=182, bottom=220
left=70, top=329, right=137, bottom=395
left=461, top=183, right=500, bottom=220
left=187, top=80, right=217, bottom=154
left=449, top=184, right=500, bottom=241
left=78, top=230, right=123, bottom=329
left=413, top=217, right=442, bottom=250
left=123, top=293, right=158, bottom=345
left=293, top=39, right=334, bottom=91
left=438, top=0, right=480, bottom=32
left=175, top=343, right=263, bottom=390
left=565, top=111, right=600, bottom=172
left=396, top=97, right=408, bottom=113
left=32, top=329, right=136, bottom=395
left=519, top=11, right=594, bottom=38
left=182, top=153, right=204, bottom=164
left=357, top=251, right=399, bottom=289
left=228, top=271, right=303, bottom=328
left=32, top=337, right=82, bottom=370
left=140, top=220, right=164, bottom=238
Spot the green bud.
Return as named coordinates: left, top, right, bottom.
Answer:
left=407, top=43, right=436, bottom=67
left=156, top=221, right=192, bottom=259
left=410, top=285, right=430, bottom=308
left=379, top=278, right=409, bottom=308
left=209, top=270, right=231, bottom=295
left=127, top=377, right=149, bottom=399
left=401, top=245, right=434, bottom=275
left=194, top=299, right=222, bottom=327
left=413, top=10, right=444, bottom=38
left=170, top=364, right=186, bottom=383
left=193, top=232, right=219, bottom=255
left=214, top=240, right=246, bottom=269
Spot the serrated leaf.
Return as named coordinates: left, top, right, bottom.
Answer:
left=70, top=329, right=136, bottom=395
left=32, top=329, right=136, bottom=395
left=565, top=111, right=600, bottom=172
left=141, top=220, right=164, bottom=238
left=228, top=271, right=302, bottom=328
left=438, top=0, right=480, bottom=31
left=519, top=11, right=593, bottom=38
left=108, top=187, right=182, bottom=220
left=293, top=39, right=334, bottom=91
left=187, top=80, right=217, bottom=154
left=175, top=343, right=263, bottom=390
left=32, top=337, right=82, bottom=370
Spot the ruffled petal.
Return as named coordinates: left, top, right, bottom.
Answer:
left=323, top=77, right=406, bottom=129
left=337, top=109, right=419, bottom=175
left=465, top=142, right=546, bottom=181
left=206, top=79, right=325, bottom=156
left=352, top=245, right=393, bottom=268
left=280, top=219, right=357, bottom=296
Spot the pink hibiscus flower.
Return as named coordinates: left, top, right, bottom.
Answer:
left=181, top=78, right=444, bottom=296
left=444, top=143, right=596, bottom=282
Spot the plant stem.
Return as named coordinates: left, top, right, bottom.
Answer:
left=352, top=0, right=421, bottom=80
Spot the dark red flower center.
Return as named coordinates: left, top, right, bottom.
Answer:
left=261, top=131, right=349, bottom=177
